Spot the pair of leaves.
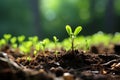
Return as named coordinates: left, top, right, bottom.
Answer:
left=3, top=34, right=12, bottom=40
left=66, top=25, right=82, bottom=37
left=53, top=36, right=59, bottom=42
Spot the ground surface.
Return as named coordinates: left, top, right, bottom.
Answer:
left=0, top=44, right=120, bottom=80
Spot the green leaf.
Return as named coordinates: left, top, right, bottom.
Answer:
left=0, top=39, right=6, bottom=46
left=53, top=36, right=59, bottom=42
left=74, top=26, right=82, bottom=36
left=10, top=37, right=17, bottom=44
left=66, top=25, right=72, bottom=35
left=3, top=34, right=12, bottom=40
left=18, top=35, right=25, bottom=43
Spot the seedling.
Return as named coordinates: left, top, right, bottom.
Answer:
left=40, top=41, right=46, bottom=52
left=3, top=34, right=12, bottom=44
left=53, top=36, right=59, bottom=49
left=19, top=41, right=32, bottom=54
left=0, top=39, right=6, bottom=47
left=10, top=37, right=17, bottom=48
left=33, top=43, right=41, bottom=56
left=53, top=36, right=59, bottom=56
left=28, top=36, right=39, bottom=44
left=18, top=35, right=25, bottom=44
left=40, top=39, right=49, bottom=55
left=66, top=25, right=82, bottom=52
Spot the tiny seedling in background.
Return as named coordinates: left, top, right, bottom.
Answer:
left=28, top=36, right=39, bottom=44
left=66, top=25, right=82, bottom=52
left=10, top=37, right=17, bottom=48
left=18, top=35, right=25, bottom=44
left=40, top=40, right=46, bottom=52
left=3, top=34, right=12, bottom=44
left=33, top=43, right=41, bottom=56
left=53, top=36, right=59, bottom=56
left=19, top=41, right=32, bottom=55
left=40, top=39, right=49, bottom=55
left=53, top=36, right=59, bottom=49
left=0, top=39, right=6, bottom=47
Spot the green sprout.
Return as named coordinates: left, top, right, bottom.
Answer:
left=53, top=36, right=59, bottom=49
left=18, top=35, right=25, bottom=44
left=10, top=37, right=17, bottom=48
left=40, top=39, right=49, bottom=54
left=0, top=39, right=6, bottom=47
left=3, top=34, right=12, bottom=44
left=28, top=36, right=39, bottom=44
left=19, top=41, right=32, bottom=55
left=40, top=41, right=46, bottom=52
left=33, top=43, right=41, bottom=56
left=66, top=25, right=82, bottom=52
left=53, top=36, right=59, bottom=56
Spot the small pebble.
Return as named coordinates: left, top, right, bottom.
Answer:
left=63, top=73, right=74, bottom=80
left=50, top=67, right=56, bottom=73
left=0, top=52, right=8, bottom=58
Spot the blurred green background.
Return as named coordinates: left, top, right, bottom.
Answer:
left=0, top=0, right=120, bottom=40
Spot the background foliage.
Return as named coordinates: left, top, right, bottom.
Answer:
left=0, top=0, right=120, bottom=40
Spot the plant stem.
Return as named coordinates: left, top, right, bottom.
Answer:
left=71, top=37, right=74, bottom=53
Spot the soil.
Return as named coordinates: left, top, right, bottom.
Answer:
left=0, top=44, right=120, bottom=80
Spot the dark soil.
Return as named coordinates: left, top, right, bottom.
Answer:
left=1, top=44, right=120, bottom=80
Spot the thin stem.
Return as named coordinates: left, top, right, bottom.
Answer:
left=71, top=37, right=74, bottom=53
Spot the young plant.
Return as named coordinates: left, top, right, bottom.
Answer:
left=19, top=41, right=32, bottom=55
left=53, top=36, right=59, bottom=56
left=53, top=36, right=59, bottom=49
left=40, top=39, right=49, bottom=54
left=33, top=43, right=41, bottom=56
left=3, top=34, right=12, bottom=44
left=0, top=39, right=6, bottom=47
left=18, top=35, right=25, bottom=44
left=66, top=25, right=82, bottom=52
left=28, top=36, right=39, bottom=44
left=10, top=37, right=17, bottom=48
